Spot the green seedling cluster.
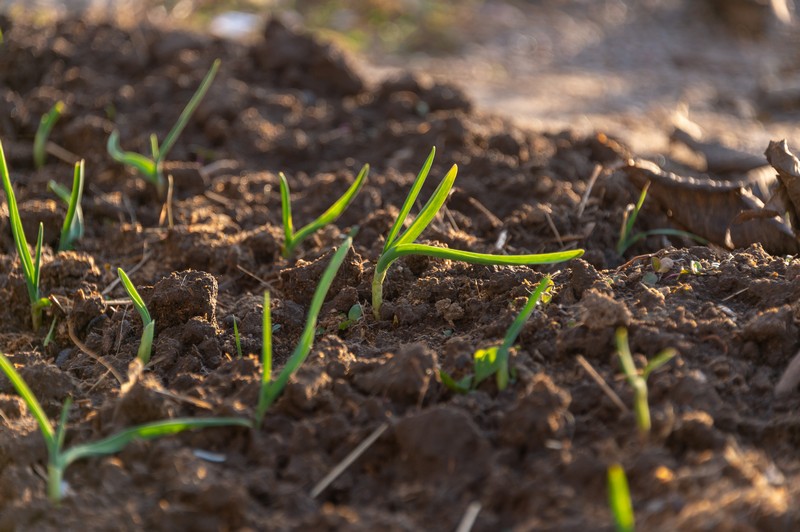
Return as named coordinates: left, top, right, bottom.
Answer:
left=615, top=327, right=676, bottom=436
left=117, top=268, right=155, bottom=365
left=107, top=59, right=220, bottom=198
left=608, top=463, right=635, bottom=532
left=441, top=275, right=553, bottom=392
left=0, top=352, right=250, bottom=502
left=48, top=159, right=85, bottom=252
left=0, top=140, right=51, bottom=330
left=338, top=303, right=363, bottom=331
left=34, top=101, right=64, bottom=169
left=280, top=165, right=368, bottom=258
left=617, top=181, right=707, bottom=255
left=255, top=232, right=354, bottom=426
left=372, top=147, right=584, bottom=318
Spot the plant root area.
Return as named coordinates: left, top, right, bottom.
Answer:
left=1, top=14, right=799, bottom=531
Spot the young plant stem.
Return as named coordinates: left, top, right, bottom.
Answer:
left=117, top=268, right=155, bottom=364
left=34, top=101, right=64, bottom=169
left=607, top=463, right=635, bottom=532
left=256, top=232, right=354, bottom=426
left=49, top=160, right=85, bottom=252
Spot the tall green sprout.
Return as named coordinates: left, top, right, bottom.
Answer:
left=107, top=59, right=220, bottom=198
left=255, top=232, right=354, bottom=426
left=117, top=268, right=155, bottom=365
left=279, top=164, right=368, bottom=258
left=0, top=140, right=51, bottom=330
left=608, top=463, right=635, bottom=532
left=0, top=352, right=250, bottom=502
left=373, top=147, right=583, bottom=318
left=48, top=160, right=85, bottom=252
left=34, top=101, right=64, bottom=169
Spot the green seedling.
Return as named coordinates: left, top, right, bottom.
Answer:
left=34, top=101, right=64, bottom=169
left=608, top=463, right=635, bottom=532
left=255, top=232, right=354, bottom=426
left=233, top=315, right=243, bottom=359
left=279, top=164, right=368, bottom=258
left=615, top=327, right=676, bottom=436
left=117, top=268, right=155, bottom=365
left=0, top=352, right=250, bottom=502
left=107, top=59, right=220, bottom=198
left=0, top=140, right=51, bottom=330
left=617, top=181, right=708, bottom=255
left=440, top=275, right=553, bottom=392
left=372, top=147, right=584, bottom=318
left=338, top=303, right=363, bottom=331
left=48, top=160, right=85, bottom=252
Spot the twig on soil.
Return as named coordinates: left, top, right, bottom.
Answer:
left=68, top=318, right=125, bottom=385
left=158, top=174, right=174, bottom=229
left=577, top=164, right=602, bottom=219
left=45, top=141, right=81, bottom=165
left=455, top=501, right=482, bottom=532
left=544, top=211, right=564, bottom=248
left=721, top=287, right=749, bottom=302
left=575, top=355, right=628, bottom=413
left=310, top=422, right=389, bottom=498
left=101, top=248, right=153, bottom=296
left=775, top=349, right=800, bottom=396
left=236, top=264, right=282, bottom=296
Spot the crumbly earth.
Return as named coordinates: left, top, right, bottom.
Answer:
left=0, top=9, right=799, bottom=532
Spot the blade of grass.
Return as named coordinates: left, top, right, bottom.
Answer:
left=383, top=146, right=435, bottom=252
left=55, top=160, right=85, bottom=251
left=394, top=164, right=457, bottom=247
left=233, top=315, right=243, bottom=359
left=117, top=268, right=152, bottom=325
left=279, top=164, right=369, bottom=257
left=279, top=173, right=294, bottom=250
left=107, top=130, right=158, bottom=182
left=257, top=233, right=354, bottom=419
left=34, top=101, right=64, bottom=169
left=608, top=463, right=635, bottom=532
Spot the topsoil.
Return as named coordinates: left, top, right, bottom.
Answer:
left=0, top=8, right=799, bottom=532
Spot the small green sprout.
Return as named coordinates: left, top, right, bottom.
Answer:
left=279, top=164, right=368, bottom=258
left=233, top=315, right=243, bottom=359
left=338, top=303, right=363, bottom=331
left=117, top=268, right=155, bottom=365
left=440, top=275, right=553, bottom=392
left=255, top=232, right=354, bottom=426
left=608, top=463, right=635, bottom=532
left=48, top=160, right=85, bottom=252
left=615, top=327, right=676, bottom=436
left=372, top=147, right=583, bottom=318
left=0, top=352, right=250, bottom=502
left=34, top=101, right=64, bottom=169
left=0, top=140, right=51, bottom=330
left=617, top=181, right=708, bottom=255
left=107, top=59, right=220, bottom=198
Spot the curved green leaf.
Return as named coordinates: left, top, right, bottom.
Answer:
left=107, top=130, right=158, bottom=181
left=384, top=146, right=435, bottom=252
left=394, top=163, right=458, bottom=247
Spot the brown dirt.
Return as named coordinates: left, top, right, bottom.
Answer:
left=0, top=8, right=800, bottom=532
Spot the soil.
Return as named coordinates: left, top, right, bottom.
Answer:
left=1, top=5, right=800, bottom=532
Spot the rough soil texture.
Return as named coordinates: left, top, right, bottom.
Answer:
left=1, top=7, right=800, bottom=532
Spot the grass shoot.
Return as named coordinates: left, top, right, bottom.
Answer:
left=107, top=59, right=220, bottom=198
left=233, top=315, right=243, bottom=359
left=617, top=181, right=708, bottom=255
left=615, top=327, right=676, bottom=436
left=255, top=232, right=354, bottom=426
left=440, top=275, right=553, bottom=392
left=48, top=160, right=85, bottom=252
left=34, top=101, right=64, bottom=169
left=0, top=139, right=51, bottom=330
left=608, top=463, right=635, bottom=532
left=117, top=268, right=155, bottom=364
left=0, top=352, right=250, bottom=502
left=279, top=164, right=368, bottom=258
left=372, top=147, right=583, bottom=318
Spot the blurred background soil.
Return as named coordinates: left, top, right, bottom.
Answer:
left=6, top=0, right=800, bottom=159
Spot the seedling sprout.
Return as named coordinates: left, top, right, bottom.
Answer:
left=34, top=101, right=64, bottom=169
left=373, top=147, right=583, bottom=318
left=0, top=352, right=250, bottom=502
left=48, top=160, right=85, bottom=252
left=107, top=59, right=220, bottom=198
left=255, top=232, right=354, bottom=426
left=617, top=181, right=707, bottom=255
left=0, top=139, right=51, bottom=330
left=117, top=268, right=155, bottom=364
left=608, top=463, right=635, bottom=532
left=615, top=327, right=676, bottom=436
left=233, top=315, right=243, bottom=359
left=279, top=164, right=368, bottom=258
left=440, top=275, right=553, bottom=392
